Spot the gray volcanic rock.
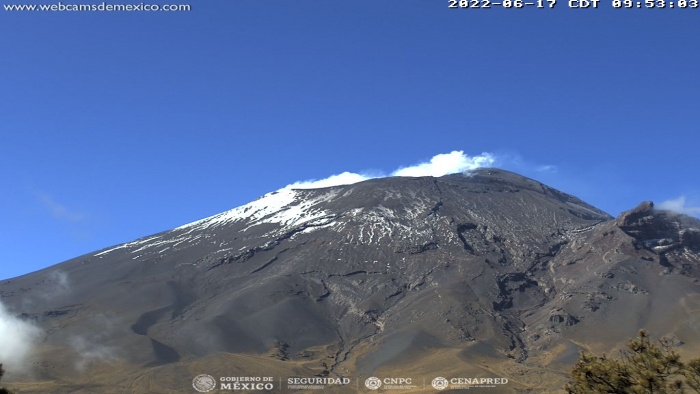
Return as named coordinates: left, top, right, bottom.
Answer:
left=616, top=201, right=700, bottom=252
left=2, top=168, right=699, bottom=393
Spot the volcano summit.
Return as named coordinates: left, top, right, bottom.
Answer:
left=2, top=168, right=699, bottom=393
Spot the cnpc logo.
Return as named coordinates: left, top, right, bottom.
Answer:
left=365, top=377, right=413, bottom=390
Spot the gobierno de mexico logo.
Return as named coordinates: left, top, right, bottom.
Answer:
left=192, top=374, right=217, bottom=393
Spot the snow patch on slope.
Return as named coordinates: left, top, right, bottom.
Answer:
left=177, top=189, right=300, bottom=231
left=179, top=188, right=340, bottom=232
left=95, top=234, right=164, bottom=256
left=95, top=189, right=339, bottom=257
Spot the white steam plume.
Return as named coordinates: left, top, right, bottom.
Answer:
left=286, top=151, right=495, bottom=190
left=42, top=271, right=70, bottom=300
left=21, top=270, right=71, bottom=311
left=286, top=172, right=370, bottom=190
left=392, top=151, right=495, bottom=177
left=70, top=335, right=119, bottom=371
left=0, top=301, right=43, bottom=374
left=658, top=196, right=700, bottom=216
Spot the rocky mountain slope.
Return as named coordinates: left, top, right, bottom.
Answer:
left=2, top=168, right=699, bottom=393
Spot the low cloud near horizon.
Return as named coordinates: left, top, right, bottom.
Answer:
left=0, top=301, right=42, bottom=375
left=285, top=151, right=496, bottom=189
left=658, top=196, right=700, bottom=216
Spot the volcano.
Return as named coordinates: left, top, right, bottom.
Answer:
left=2, top=168, right=700, bottom=393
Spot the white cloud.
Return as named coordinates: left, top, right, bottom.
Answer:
left=41, top=271, right=70, bottom=301
left=70, top=335, right=119, bottom=371
left=39, top=195, right=85, bottom=222
left=0, top=301, right=43, bottom=374
left=284, top=151, right=496, bottom=190
left=536, top=164, right=558, bottom=173
left=392, top=151, right=495, bottom=177
left=286, top=172, right=371, bottom=190
left=658, top=196, right=700, bottom=216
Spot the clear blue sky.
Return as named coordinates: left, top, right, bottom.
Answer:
left=1, top=1, right=698, bottom=280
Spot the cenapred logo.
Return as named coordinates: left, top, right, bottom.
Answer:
left=192, top=374, right=217, bottom=393
left=431, top=377, right=449, bottom=390
left=365, top=377, right=382, bottom=390
left=431, top=376, right=509, bottom=390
